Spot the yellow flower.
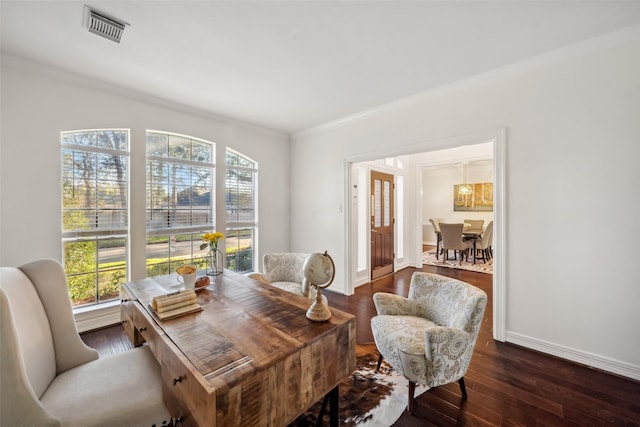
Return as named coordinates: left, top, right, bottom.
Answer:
left=200, top=231, right=224, bottom=251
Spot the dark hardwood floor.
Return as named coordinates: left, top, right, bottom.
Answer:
left=82, top=257, right=640, bottom=426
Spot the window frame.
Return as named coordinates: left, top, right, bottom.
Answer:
left=225, top=148, right=258, bottom=273
left=61, top=128, right=260, bottom=309
left=61, top=129, right=130, bottom=308
left=145, top=130, right=216, bottom=276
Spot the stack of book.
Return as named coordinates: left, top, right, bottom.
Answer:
left=150, top=290, right=202, bottom=320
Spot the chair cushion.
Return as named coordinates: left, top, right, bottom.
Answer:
left=40, top=346, right=170, bottom=427
left=0, top=268, right=56, bottom=398
left=271, top=281, right=305, bottom=296
left=371, top=315, right=438, bottom=357
left=371, top=315, right=440, bottom=384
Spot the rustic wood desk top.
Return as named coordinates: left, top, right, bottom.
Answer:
left=123, top=270, right=356, bottom=426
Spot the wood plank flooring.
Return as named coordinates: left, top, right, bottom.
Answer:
left=82, top=260, right=640, bottom=426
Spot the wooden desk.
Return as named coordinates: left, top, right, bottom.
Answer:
left=120, top=270, right=356, bottom=426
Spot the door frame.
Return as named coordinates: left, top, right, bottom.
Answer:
left=344, top=128, right=506, bottom=342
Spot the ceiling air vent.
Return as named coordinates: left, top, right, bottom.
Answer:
left=84, top=6, right=128, bottom=43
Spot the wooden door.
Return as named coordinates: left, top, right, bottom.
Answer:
left=371, top=171, right=394, bottom=280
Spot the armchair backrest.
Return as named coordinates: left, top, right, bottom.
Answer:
left=408, top=272, right=487, bottom=348
left=263, top=253, right=310, bottom=284
left=0, top=259, right=99, bottom=402
left=464, top=219, right=484, bottom=234
left=0, top=268, right=56, bottom=399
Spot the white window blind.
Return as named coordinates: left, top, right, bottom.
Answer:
left=61, top=129, right=129, bottom=307
left=145, top=131, right=215, bottom=276
left=225, top=149, right=257, bottom=273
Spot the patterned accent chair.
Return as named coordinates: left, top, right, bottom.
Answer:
left=249, top=253, right=328, bottom=304
left=0, top=259, right=171, bottom=427
left=371, top=272, right=487, bottom=414
left=249, top=253, right=311, bottom=296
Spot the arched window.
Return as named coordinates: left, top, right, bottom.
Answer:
left=145, top=131, right=215, bottom=276
left=225, top=149, right=257, bottom=273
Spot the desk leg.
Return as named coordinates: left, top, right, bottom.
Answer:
left=330, top=386, right=339, bottom=427
left=316, top=386, right=340, bottom=427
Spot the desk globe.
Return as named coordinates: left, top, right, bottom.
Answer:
left=303, top=251, right=335, bottom=322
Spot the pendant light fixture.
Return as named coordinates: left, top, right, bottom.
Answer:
left=458, top=163, right=472, bottom=195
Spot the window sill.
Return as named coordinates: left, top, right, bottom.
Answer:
left=74, top=300, right=121, bottom=333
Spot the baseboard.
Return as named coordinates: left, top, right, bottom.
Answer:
left=506, top=331, right=640, bottom=382
left=74, top=301, right=121, bottom=333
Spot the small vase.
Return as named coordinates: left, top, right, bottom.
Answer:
left=207, top=248, right=223, bottom=276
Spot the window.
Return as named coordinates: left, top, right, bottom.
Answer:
left=61, top=128, right=258, bottom=308
left=61, top=129, right=129, bottom=307
left=225, top=149, right=257, bottom=273
left=146, top=131, right=215, bottom=276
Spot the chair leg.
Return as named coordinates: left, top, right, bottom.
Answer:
left=458, top=377, right=467, bottom=400
left=376, top=353, right=384, bottom=372
left=408, top=380, right=416, bottom=414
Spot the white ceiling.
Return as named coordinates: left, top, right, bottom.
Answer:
left=2, top=1, right=640, bottom=134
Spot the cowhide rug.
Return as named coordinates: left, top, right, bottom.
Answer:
left=289, top=343, right=427, bottom=427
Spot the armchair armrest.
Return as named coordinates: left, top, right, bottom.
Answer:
left=373, top=292, right=425, bottom=316
left=424, top=326, right=471, bottom=368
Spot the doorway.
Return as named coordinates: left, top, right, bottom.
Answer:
left=345, top=128, right=506, bottom=341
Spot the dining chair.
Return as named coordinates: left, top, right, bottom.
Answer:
left=463, top=219, right=484, bottom=234
left=439, top=223, right=474, bottom=264
left=475, top=220, right=494, bottom=263
left=428, top=218, right=442, bottom=259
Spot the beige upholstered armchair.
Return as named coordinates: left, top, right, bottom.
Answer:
left=0, top=259, right=171, bottom=427
left=371, top=272, right=487, bottom=413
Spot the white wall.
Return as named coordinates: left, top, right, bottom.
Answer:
left=0, top=55, right=291, bottom=273
left=291, top=34, right=640, bottom=378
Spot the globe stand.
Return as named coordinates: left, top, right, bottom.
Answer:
left=303, top=251, right=335, bottom=323
left=306, top=285, right=331, bottom=322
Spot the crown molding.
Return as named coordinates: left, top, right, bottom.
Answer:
left=0, top=53, right=288, bottom=139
